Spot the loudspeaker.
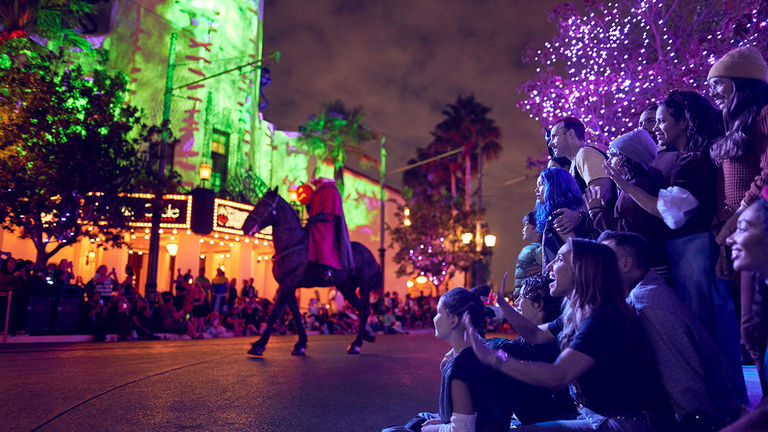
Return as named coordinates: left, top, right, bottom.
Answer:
left=191, top=188, right=216, bottom=235
left=26, top=297, right=52, bottom=333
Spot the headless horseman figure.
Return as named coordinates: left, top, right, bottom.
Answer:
left=305, top=178, right=355, bottom=281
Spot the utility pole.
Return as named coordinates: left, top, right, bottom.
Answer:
left=145, top=32, right=177, bottom=301
left=379, top=137, right=386, bottom=284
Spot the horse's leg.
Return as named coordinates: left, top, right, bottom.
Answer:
left=285, top=290, right=308, bottom=356
left=339, top=281, right=374, bottom=355
left=248, top=288, right=288, bottom=355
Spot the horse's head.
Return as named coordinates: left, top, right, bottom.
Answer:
left=242, top=188, right=281, bottom=236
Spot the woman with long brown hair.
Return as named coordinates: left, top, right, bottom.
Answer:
left=467, top=238, right=665, bottom=430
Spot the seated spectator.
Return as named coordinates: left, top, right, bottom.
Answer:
left=514, top=211, right=543, bottom=297
left=726, top=189, right=768, bottom=407
left=513, top=274, right=563, bottom=327
left=84, top=291, right=108, bottom=341
left=585, top=129, right=670, bottom=272
left=535, top=167, right=592, bottom=267
left=0, top=257, right=21, bottom=293
left=402, top=293, right=416, bottom=328
left=604, top=91, right=746, bottom=401
left=154, top=292, right=197, bottom=339
left=113, top=294, right=133, bottom=340
left=382, top=286, right=512, bottom=432
left=490, top=274, right=575, bottom=425
left=131, top=296, right=156, bottom=340
left=173, top=269, right=190, bottom=312
left=336, top=301, right=359, bottom=334
left=200, top=311, right=231, bottom=338
left=242, top=296, right=264, bottom=336
left=599, top=230, right=743, bottom=429
left=707, top=47, right=768, bottom=386
left=306, top=298, right=323, bottom=331
left=548, top=117, right=615, bottom=234
left=381, top=306, right=407, bottom=334
left=54, top=259, right=74, bottom=285
left=241, top=278, right=255, bottom=299
left=466, top=239, right=667, bottom=430
left=639, top=103, right=680, bottom=186
left=226, top=278, right=238, bottom=314
left=0, top=257, right=22, bottom=333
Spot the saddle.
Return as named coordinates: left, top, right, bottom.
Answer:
left=301, top=262, right=350, bottom=288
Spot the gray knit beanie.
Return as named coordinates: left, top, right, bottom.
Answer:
left=609, top=129, right=657, bottom=168
left=708, top=46, right=768, bottom=83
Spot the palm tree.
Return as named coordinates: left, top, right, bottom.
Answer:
left=431, top=95, right=502, bottom=210
left=297, top=99, right=377, bottom=195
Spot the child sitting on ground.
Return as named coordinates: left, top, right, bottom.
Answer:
left=382, top=286, right=512, bottom=432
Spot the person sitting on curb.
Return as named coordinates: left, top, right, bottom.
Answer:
left=599, top=230, right=743, bottom=430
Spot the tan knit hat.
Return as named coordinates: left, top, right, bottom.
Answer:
left=708, top=46, right=768, bottom=82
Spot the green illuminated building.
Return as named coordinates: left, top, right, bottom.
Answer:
left=0, top=0, right=409, bottom=299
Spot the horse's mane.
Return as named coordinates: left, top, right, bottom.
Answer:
left=264, top=189, right=301, bottom=227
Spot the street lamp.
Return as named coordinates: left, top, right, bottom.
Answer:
left=484, top=234, right=497, bottom=248
left=199, top=162, right=211, bottom=188
left=461, top=232, right=473, bottom=244
left=166, top=243, right=179, bottom=256
left=166, top=243, right=178, bottom=291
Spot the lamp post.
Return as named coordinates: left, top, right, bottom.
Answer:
left=199, top=162, right=211, bottom=188
left=461, top=231, right=473, bottom=287
left=475, top=233, right=496, bottom=287
left=166, top=243, right=178, bottom=290
left=463, top=229, right=496, bottom=288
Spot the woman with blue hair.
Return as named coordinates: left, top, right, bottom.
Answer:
left=535, top=167, right=591, bottom=266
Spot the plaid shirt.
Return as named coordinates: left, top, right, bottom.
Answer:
left=628, top=270, right=741, bottom=421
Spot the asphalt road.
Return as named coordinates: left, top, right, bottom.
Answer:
left=0, top=332, right=449, bottom=432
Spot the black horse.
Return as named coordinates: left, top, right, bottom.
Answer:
left=241, top=188, right=382, bottom=356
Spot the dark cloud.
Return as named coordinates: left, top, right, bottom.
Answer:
left=262, top=0, right=563, bottom=281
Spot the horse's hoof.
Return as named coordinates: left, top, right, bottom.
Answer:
left=248, top=344, right=266, bottom=356
left=347, top=343, right=361, bottom=355
left=363, top=332, right=376, bottom=343
left=291, top=346, right=306, bottom=356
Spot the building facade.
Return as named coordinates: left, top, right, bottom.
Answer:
left=1, top=0, right=410, bottom=303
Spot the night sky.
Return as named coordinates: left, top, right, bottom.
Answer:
left=261, top=0, right=563, bottom=286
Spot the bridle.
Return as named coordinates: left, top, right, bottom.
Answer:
left=246, top=193, right=280, bottom=236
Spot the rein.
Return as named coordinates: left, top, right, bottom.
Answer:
left=256, top=194, right=305, bottom=263
left=248, top=193, right=280, bottom=235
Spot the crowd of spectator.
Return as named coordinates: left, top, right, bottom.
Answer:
left=384, top=46, right=768, bottom=432
left=0, top=258, right=441, bottom=341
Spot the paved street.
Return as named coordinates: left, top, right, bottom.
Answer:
left=0, top=333, right=448, bottom=432
left=3, top=332, right=763, bottom=432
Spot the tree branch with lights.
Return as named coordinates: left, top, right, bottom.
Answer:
left=519, top=0, right=768, bottom=150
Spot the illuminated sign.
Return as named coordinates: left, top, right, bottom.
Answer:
left=120, top=194, right=192, bottom=229
left=212, top=198, right=271, bottom=237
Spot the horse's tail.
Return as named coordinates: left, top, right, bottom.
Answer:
left=351, top=241, right=383, bottom=295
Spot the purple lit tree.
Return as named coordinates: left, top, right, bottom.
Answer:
left=387, top=195, right=482, bottom=292
left=518, top=0, right=768, bottom=148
